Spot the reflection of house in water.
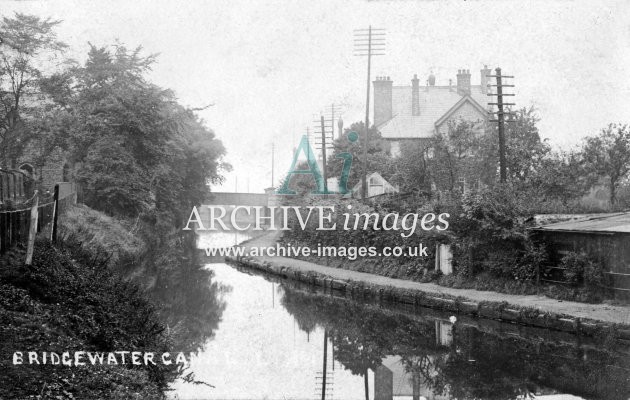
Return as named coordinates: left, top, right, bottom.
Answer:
left=371, top=320, right=454, bottom=400
left=377, top=356, right=451, bottom=400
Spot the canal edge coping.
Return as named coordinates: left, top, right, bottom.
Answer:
left=226, top=255, right=630, bottom=342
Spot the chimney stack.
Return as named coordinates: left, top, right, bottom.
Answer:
left=412, top=74, right=420, bottom=116
left=480, top=65, right=492, bottom=94
left=456, top=69, right=471, bottom=96
left=373, top=76, right=393, bottom=126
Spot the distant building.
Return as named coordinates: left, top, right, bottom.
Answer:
left=373, top=67, right=491, bottom=156
left=351, top=172, right=399, bottom=199
left=17, top=144, right=70, bottom=192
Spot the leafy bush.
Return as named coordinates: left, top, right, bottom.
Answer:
left=514, top=242, right=547, bottom=281
left=451, top=186, right=547, bottom=281
left=560, top=251, right=604, bottom=289
left=0, top=239, right=176, bottom=398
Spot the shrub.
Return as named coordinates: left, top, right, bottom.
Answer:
left=0, top=239, right=174, bottom=399
left=514, top=242, right=548, bottom=281
left=560, top=251, right=603, bottom=289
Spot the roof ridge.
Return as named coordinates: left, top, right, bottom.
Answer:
left=392, top=84, right=484, bottom=89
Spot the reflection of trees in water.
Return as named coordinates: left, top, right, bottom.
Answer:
left=280, top=285, right=630, bottom=400
left=140, top=233, right=229, bottom=355
left=425, top=328, right=629, bottom=400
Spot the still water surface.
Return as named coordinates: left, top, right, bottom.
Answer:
left=168, top=232, right=629, bottom=400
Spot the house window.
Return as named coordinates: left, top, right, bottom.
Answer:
left=368, top=176, right=384, bottom=196
left=458, top=177, right=467, bottom=193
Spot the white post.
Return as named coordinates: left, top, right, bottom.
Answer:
left=25, top=191, right=39, bottom=265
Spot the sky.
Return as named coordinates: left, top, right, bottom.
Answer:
left=2, top=0, right=630, bottom=192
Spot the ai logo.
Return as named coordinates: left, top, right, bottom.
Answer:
left=276, top=131, right=358, bottom=195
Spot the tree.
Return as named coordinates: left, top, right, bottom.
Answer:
left=389, top=140, right=431, bottom=193
left=581, top=123, right=630, bottom=205
left=49, top=44, right=228, bottom=225
left=525, top=150, right=593, bottom=207
left=429, top=118, right=496, bottom=192
left=326, top=121, right=394, bottom=190
left=0, top=13, right=67, bottom=167
left=502, top=106, right=550, bottom=183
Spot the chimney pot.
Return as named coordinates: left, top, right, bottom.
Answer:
left=411, top=74, right=420, bottom=116
left=373, top=75, right=393, bottom=126
left=456, top=68, right=471, bottom=96
left=480, top=65, right=492, bottom=94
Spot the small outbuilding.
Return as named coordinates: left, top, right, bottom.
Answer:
left=351, top=172, right=399, bottom=199
left=532, top=213, right=630, bottom=302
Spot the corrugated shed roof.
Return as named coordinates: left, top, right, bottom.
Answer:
left=534, top=212, right=630, bottom=233
left=377, top=85, right=488, bottom=139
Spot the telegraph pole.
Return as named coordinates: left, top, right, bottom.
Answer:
left=320, top=114, right=328, bottom=192
left=487, top=67, right=515, bottom=183
left=321, top=329, right=328, bottom=400
left=328, top=103, right=343, bottom=139
left=354, top=27, right=385, bottom=200
left=313, top=111, right=335, bottom=192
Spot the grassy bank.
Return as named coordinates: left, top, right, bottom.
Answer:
left=0, top=206, right=178, bottom=399
left=59, top=204, right=145, bottom=268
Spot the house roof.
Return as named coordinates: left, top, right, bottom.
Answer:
left=377, top=84, right=488, bottom=139
left=351, top=172, right=398, bottom=193
left=533, top=212, right=630, bottom=234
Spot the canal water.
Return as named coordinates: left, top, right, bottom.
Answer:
left=167, top=232, right=629, bottom=400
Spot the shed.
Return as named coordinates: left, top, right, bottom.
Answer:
left=351, top=172, right=399, bottom=199
left=532, top=212, right=630, bottom=301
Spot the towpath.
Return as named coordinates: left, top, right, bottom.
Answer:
left=230, top=231, right=630, bottom=326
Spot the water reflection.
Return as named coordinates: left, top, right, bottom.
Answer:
left=168, top=233, right=629, bottom=400
left=281, top=284, right=630, bottom=400
left=144, top=233, right=230, bottom=355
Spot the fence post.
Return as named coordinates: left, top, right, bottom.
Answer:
left=25, top=191, right=39, bottom=266
left=0, top=212, right=4, bottom=254
left=536, top=263, right=541, bottom=294
left=51, top=184, right=59, bottom=243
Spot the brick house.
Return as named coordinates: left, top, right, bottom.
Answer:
left=17, top=144, right=69, bottom=193
left=373, top=67, right=493, bottom=192
left=373, top=67, right=491, bottom=156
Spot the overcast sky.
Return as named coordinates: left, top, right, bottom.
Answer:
left=2, top=0, right=630, bottom=192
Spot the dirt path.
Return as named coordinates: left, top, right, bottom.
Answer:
left=237, top=231, right=630, bottom=326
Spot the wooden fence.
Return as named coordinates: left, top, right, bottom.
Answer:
left=0, top=169, right=31, bottom=204
left=0, top=183, right=77, bottom=255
